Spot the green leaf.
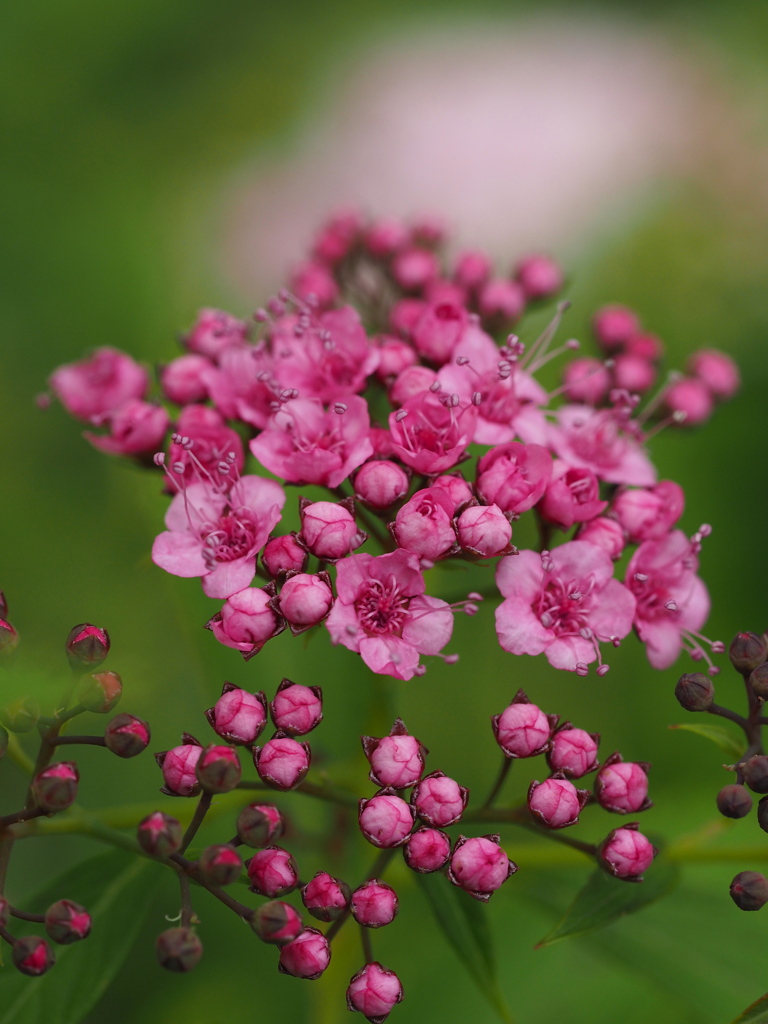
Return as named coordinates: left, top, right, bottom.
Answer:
left=535, top=859, right=680, bottom=949
left=731, top=993, right=768, bottom=1023
left=669, top=722, right=745, bottom=760
left=0, top=849, right=164, bottom=1024
left=415, top=872, right=513, bottom=1024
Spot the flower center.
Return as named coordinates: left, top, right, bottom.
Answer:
left=355, top=577, right=410, bottom=635
left=536, top=575, right=595, bottom=634
left=201, top=507, right=257, bottom=565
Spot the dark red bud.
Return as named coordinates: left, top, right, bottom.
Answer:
left=674, top=672, right=714, bottom=712
left=236, top=803, right=285, bottom=848
left=156, top=927, right=203, bottom=971
left=250, top=900, right=303, bottom=945
left=195, top=743, right=242, bottom=793
left=12, top=935, right=55, bottom=976
left=729, top=632, right=766, bottom=673
left=44, top=899, right=92, bottom=944
left=741, top=755, right=768, bottom=794
left=197, top=844, right=243, bottom=886
left=77, top=670, right=122, bottom=713
left=730, top=871, right=768, bottom=911
left=65, top=623, right=110, bottom=671
left=137, top=811, right=183, bottom=857
left=104, top=713, right=150, bottom=758
left=31, top=761, right=79, bottom=811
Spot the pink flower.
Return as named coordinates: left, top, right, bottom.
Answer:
left=612, top=480, right=684, bottom=543
left=551, top=406, right=656, bottom=486
left=165, top=405, right=244, bottom=489
left=447, top=835, right=517, bottom=901
left=207, top=585, right=284, bottom=657
left=594, top=754, right=651, bottom=814
left=456, top=503, right=512, bottom=557
left=250, top=396, right=373, bottom=489
left=403, top=828, right=451, bottom=873
left=156, top=741, right=202, bottom=797
left=160, top=354, right=211, bottom=405
left=254, top=736, right=311, bottom=790
left=598, top=824, right=656, bottom=879
left=562, top=357, right=610, bottom=405
left=270, top=679, right=323, bottom=735
left=184, top=308, right=248, bottom=360
left=152, top=475, right=285, bottom=598
left=492, top=693, right=556, bottom=758
left=475, top=442, right=552, bottom=513
left=528, top=777, right=588, bottom=828
left=412, top=771, right=468, bottom=827
left=205, top=683, right=267, bottom=745
left=85, top=399, right=169, bottom=456
left=301, top=872, right=350, bottom=922
left=538, top=461, right=607, bottom=531
left=50, top=347, right=148, bottom=422
left=411, top=301, right=468, bottom=364
left=351, top=880, right=399, bottom=928
left=278, top=928, right=331, bottom=980
left=203, top=343, right=278, bottom=429
left=515, top=254, right=563, bottom=299
left=347, top=962, right=403, bottom=1022
left=625, top=529, right=710, bottom=669
left=495, top=541, right=636, bottom=673
left=388, top=389, right=477, bottom=475
left=278, top=573, right=334, bottom=631
left=358, top=792, right=415, bottom=848
left=392, top=487, right=456, bottom=561
left=325, top=550, right=454, bottom=680
left=289, top=261, right=339, bottom=308
left=575, top=516, right=626, bottom=560
left=547, top=726, right=599, bottom=778
left=688, top=348, right=739, bottom=400
left=362, top=718, right=427, bottom=789
left=354, top=460, right=410, bottom=510
left=299, top=500, right=365, bottom=560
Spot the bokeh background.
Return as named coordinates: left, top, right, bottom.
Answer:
left=2, top=1, right=768, bottom=1022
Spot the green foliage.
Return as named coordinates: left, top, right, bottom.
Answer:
left=669, top=722, right=745, bottom=760
left=731, top=993, right=768, bottom=1024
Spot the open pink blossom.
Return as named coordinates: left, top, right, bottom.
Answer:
left=160, top=354, right=211, bottom=405
left=166, top=405, right=244, bottom=489
left=152, top=475, right=285, bottom=598
left=251, top=396, right=373, bottom=489
left=538, top=460, right=607, bottom=531
left=612, top=480, right=684, bottom=543
left=184, top=308, right=248, bottom=360
left=85, top=400, right=169, bottom=456
left=50, top=347, right=148, bottom=422
left=495, top=540, right=636, bottom=673
left=203, top=344, right=278, bottom=429
left=475, top=441, right=552, bottom=514
left=325, top=549, right=453, bottom=680
left=550, top=405, right=656, bottom=486
left=388, top=390, right=477, bottom=475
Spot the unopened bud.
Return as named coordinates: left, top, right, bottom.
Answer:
left=411, top=771, right=468, bottom=828
left=205, top=683, right=267, bottom=745
left=77, top=670, right=122, bottom=713
left=197, top=844, right=242, bottom=886
left=351, top=879, right=399, bottom=928
left=0, top=619, right=20, bottom=663
left=741, top=755, right=768, bottom=794
left=65, top=623, right=110, bottom=671
left=362, top=719, right=427, bottom=789
left=104, top=713, right=150, bottom=758
left=730, top=871, right=768, bottom=911
left=137, top=811, right=183, bottom=857
left=403, top=827, right=451, bottom=873
left=359, top=792, right=415, bottom=848
left=253, top=736, right=311, bottom=791
left=250, top=900, right=303, bottom=945
left=0, top=695, right=40, bottom=733
left=301, top=871, right=351, bottom=922
left=447, top=834, right=517, bottom=901
left=195, top=743, right=241, bottom=794
left=44, top=899, right=92, bottom=944
left=12, top=935, right=55, bottom=976
left=528, top=777, right=588, bottom=828
left=31, top=761, right=79, bottom=812
left=729, top=632, right=766, bottom=673
left=598, top=824, right=656, bottom=880
left=492, top=692, right=557, bottom=757
left=716, top=784, right=752, bottom=819
left=594, top=755, right=651, bottom=814
left=750, top=662, right=768, bottom=699
left=236, top=803, right=284, bottom=848
left=246, top=846, right=299, bottom=898
left=156, top=927, right=203, bottom=972
left=674, top=672, right=714, bottom=712
left=347, top=962, right=404, bottom=1022
left=271, top=680, right=323, bottom=736
left=278, top=927, right=331, bottom=980
left=156, top=739, right=202, bottom=797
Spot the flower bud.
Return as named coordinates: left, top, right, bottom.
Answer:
left=347, top=962, right=404, bottom=1023
left=0, top=695, right=40, bottom=733
left=598, top=824, right=656, bottom=880
left=412, top=771, right=468, bottom=828
left=750, top=663, right=768, bottom=699
left=195, top=743, right=241, bottom=794
left=729, top=632, right=766, bottom=673
left=197, top=844, right=242, bottom=886
left=688, top=349, right=740, bottom=400
left=0, top=619, right=20, bottom=663
left=278, top=574, right=334, bottom=632
left=663, top=377, right=713, bottom=425
left=575, top=516, right=625, bottom=560
left=359, top=792, right=415, bottom=848
left=492, top=691, right=557, bottom=758
left=757, top=797, right=768, bottom=834
left=302, top=871, right=351, bottom=922
left=547, top=725, right=599, bottom=778
left=156, top=738, right=203, bottom=797
left=456, top=503, right=512, bottom=557
left=392, top=487, right=456, bottom=561
left=592, top=305, right=640, bottom=350
left=528, top=777, right=589, bottom=829
left=104, top=713, right=151, bottom=758
left=562, top=357, right=610, bottom=405
left=77, top=670, right=122, bottom=713
left=478, top=279, right=525, bottom=323
left=674, top=672, right=714, bottom=712
left=250, top=900, right=304, bottom=945
left=730, top=871, right=768, bottom=911
left=236, top=803, right=284, bottom=848
left=262, top=534, right=308, bottom=577
left=278, top=927, right=332, bottom=980
left=354, top=460, right=410, bottom=510
left=65, top=623, right=110, bottom=672
left=403, top=827, right=451, bottom=873
left=31, top=761, right=79, bottom=812
left=515, top=254, right=563, bottom=299
left=205, top=683, right=267, bottom=745
left=448, top=834, right=517, bottom=901
left=44, top=899, right=92, bottom=944
left=594, top=755, right=651, bottom=814
left=362, top=718, right=427, bottom=789
left=207, top=585, right=284, bottom=659
left=612, top=354, right=656, bottom=394
left=271, top=679, right=323, bottom=736
left=254, top=737, right=311, bottom=791
left=246, top=846, right=299, bottom=897
left=156, top=927, right=203, bottom=972
left=376, top=336, right=417, bottom=379
left=12, top=936, right=55, bottom=976
left=741, top=755, right=768, bottom=794
left=160, top=353, right=211, bottom=405
left=300, top=500, right=364, bottom=560
left=351, top=880, right=399, bottom=928
left=716, top=784, right=753, bottom=820
left=137, top=811, right=183, bottom=857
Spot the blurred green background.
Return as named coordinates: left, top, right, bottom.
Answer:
left=2, top=0, right=768, bottom=1022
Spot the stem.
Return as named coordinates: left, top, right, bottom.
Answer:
left=0, top=830, right=15, bottom=893
left=53, top=735, right=107, bottom=747
left=170, top=853, right=252, bottom=919
left=326, top=846, right=396, bottom=943
left=0, top=924, right=18, bottom=946
left=179, top=872, right=194, bottom=928
left=179, top=792, right=212, bottom=854
left=360, top=923, right=373, bottom=964
left=0, top=807, right=47, bottom=828
left=9, top=907, right=44, bottom=923
left=707, top=704, right=748, bottom=730
left=236, top=777, right=358, bottom=808
left=466, top=804, right=597, bottom=857
left=483, top=755, right=512, bottom=809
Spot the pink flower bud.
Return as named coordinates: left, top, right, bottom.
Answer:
left=207, top=586, right=284, bottom=659
left=432, top=473, right=473, bottom=509
left=104, top=713, right=151, bottom=758
left=448, top=834, right=517, bottom=901
left=0, top=619, right=20, bottom=663
left=347, top=962, right=404, bottom=1023
left=594, top=754, right=651, bottom=814
left=598, top=824, right=656, bottom=879
left=592, top=305, right=640, bottom=351
left=65, top=623, right=110, bottom=671
left=362, top=718, right=427, bottom=789
left=376, top=337, right=417, bottom=380
left=290, top=261, right=339, bottom=308
left=262, top=534, right=308, bottom=577
left=302, top=871, right=351, bottom=922
left=403, top=827, right=452, bottom=873
left=247, top=846, right=299, bottom=897
left=365, top=218, right=409, bottom=256
left=478, top=279, right=525, bottom=323
left=390, top=298, right=426, bottom=337
left=612, top=354, right=656, bottom=394
left=454, top=249, right=492, bottom=290
left=393, top=487, right=456, bottom=561
left=137, top=811, right=183, bottom=857
left=278, top=927, right=332, bottom=980
left=539, top=463, right=607, bottom=531
left=197, top=844, right=243, bottom=886
left=300, top=500, right=364, bottom=560
left=254, top=736, right=311, bottom=790
left=412, top=302, right=467, bottom=364
left=31, top=761, right=79, bottom=812
left=688, top=349, right=739, bottom=400
left=359, top=792, right=415, bottom=848
left=12, top=936, right=55, bottom=976
left=85, top=399, right=169, bottom=457
left=515, top=255, right=563, bottom=300
left=528, top=777, right=588, bottom=829
left=392, top=248, right=439, bottom=292
left=49, top=347, right=148, bottom=421
left=44, top=899, right=92, bottom=944
left=160, top=354, right=211, bottom=405
left=205, top=683, right=267, bottom=745
left=156, top=738, right=202, bottom=797
left=184, top=308, right=247, bottom=359
left=271, top=680, right=323, bottom=736
left=236, top=803, right=285, bottom=847
left=77, top=670, right=122, bottom=713
left=476, top=442, right=552, bottom=514
left=278, top=574, right=334, bottom=631
left=456, top=503, right=512, bottom=557
left=612, top=481, right=684, bottom=543
left=312, top=208, right=360, bottom=263
left=492, top=692, right=556, bottom=758
left=351, top=879, right=399, bottom=928
left=250, top=900, right=304, bottom=945
left=663, top=377, right=713, bottom=425
left=354, top=460, right=410, bottom=510
left=547, top=726, right=600, bottom=778
left=155, top=927, right=203, bottom=972
left=575, top=516, right=625, bottom=559
left=390, top=365, right=437, bottom=405
left=562, top=357, right=610, bottom=405
left=412, top=771, right=468, bottom=827
left=624, top=332, right=663, bottom=361
left=195, top=743, right=242, bottom=794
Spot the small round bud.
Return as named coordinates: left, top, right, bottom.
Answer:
left=271, top=680, right=323, bottom=736
left=750, top=662, right=768, bottom=699
left=0, top=619, right=20, bottom=663
left=594, top=757, right=651, bottom=814
left=77, top=670, right=122, bottom=713
left=254, top=737, right=311, bottom=791
left=741, top=755, right=768, bottom=794
left=262, top=534, right=308, bottom=577
left=515, top=254, right=563, bottom=299
left=528, top=777, right=587, bottom=829
left=156, top=740, right=202, bottom=797
left=347, top=962, right=404, bottom=1022
left=492, top=696, right=554, bottom=758
left=363, top=719, right=427, bottom=789
left=411, top=771, right=468, bottom=828
left=250, top=900, right=303, bottom=945
left=156, top=927, right=203, bottom=972
left=137, top=811, right=183, bottom=857
left=197, top=844, right=242, bottom=886
left=0, top=696, right=40, bottom=733
left=351, top=880, right=399, bottom=928
left=300, top=501, right=363, bottom=560
left=302, top=872, right=351, bottom=922
left=359, top=793, right=415, bottom=849
left=236, top=803, right=284, bottom=848
left=598, top=825, right=656, bottom=880
left=729, top=632, right=766, bottom=673
left=104, top=713, right=150, bottom=758
left=403, top=827, right=451, bottom=873
left=278, top=575, right=333, bottom=630
left=44, top=899, right=92, bottom=944
left=548, top=726, right=599, bottom=778
left=12, top=936, right=55, bottom=976
left=730, top=871, right=768, bottom=911
left=592, top=305, right=640, bottom=350
left=31, top=761, right=79, bottom=812
left=205, top=684, right=267, bottom=745
left=354, top=460, right=410, bottom=510
left=448, top=835, right=517, bottom=901
left=246, top=846, right=299, bottom=898
left=195, top=743, right=241, bottom=794
left=674, top=672, right=714, bottom=712
left=456, top=503, right=512, bottom=557
left=716, top=784, right=753, bottom=819
left=278, top=927, right=331, bottom=980
left=65, top=623, right=110, bottom=672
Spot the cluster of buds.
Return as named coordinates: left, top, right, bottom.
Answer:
left=47, top=211, right=734, bottom=681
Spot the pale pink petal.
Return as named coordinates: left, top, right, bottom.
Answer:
left=551, top=540, right=614, bottom=590
left=152, top=532, right=208, bottom=578
left=639, top=618, right=683, bottom=669
left=495, top=597, right=551, bottom=656
left=165, top=483, right=226, bottom=532
left=201, top=556, right=257, bottom=599
left=495, top=550, right=544, bottom=602
left=603, top=446, right=657, bottom=487
left=325, top=599, right=363, bottom=651
left=676, top=574, right=710, bottom=633
left=234, top=476, right=286, bottom=517
left=546, top=635, right=596, bottom=671
left=359, top=636, right=419, bottom=680
left=402, top=595, right=454, bottom=654
left=590, top=579, right=636, bottom=639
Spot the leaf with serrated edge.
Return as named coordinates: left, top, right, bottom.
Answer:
left=730, top=992, right=768, bottom=1023
left=669, top=722, right=744, bottom=760
left=535, top=859, right=680, bottom=949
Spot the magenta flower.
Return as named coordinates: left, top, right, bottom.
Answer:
left=495, top=541, right=636, bottom=673
left=325, top=550, right=454, bottom=680
left=49, top=346, right=148, bottom=422
left=204, top=343, right=278, bottom=429
left=85, top=399, right=169, bottom=456
left=550, top=405, right=656, bottom=486
left=411, top=300, right=468, bottom=364
left=388, top=389, right=477, bottom=475
left=152, top=475, right=285, bottom=599
left=44, top=900, right=92, bottom=944
left=612, top=480, right=684, bottom=543
left=562, top=357, right=610, bottom=405
left=251, top=901, right=303, bottom=945
left=475, top=441, right=552, bottom=514
left=165, top=405, right=244, bottom=490
left=447, top=835, right=517, bottom=902
left=576, top=516, right=626, bottom=560
left=262, top=534, right=307, bottom=577
left=160, top=353, right=211, bottom=405
left=347, top=962, right=404, bottom=1023
left=538, top=460, right=607, bottom=531
left=184, top=307, right=248, bottom=360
